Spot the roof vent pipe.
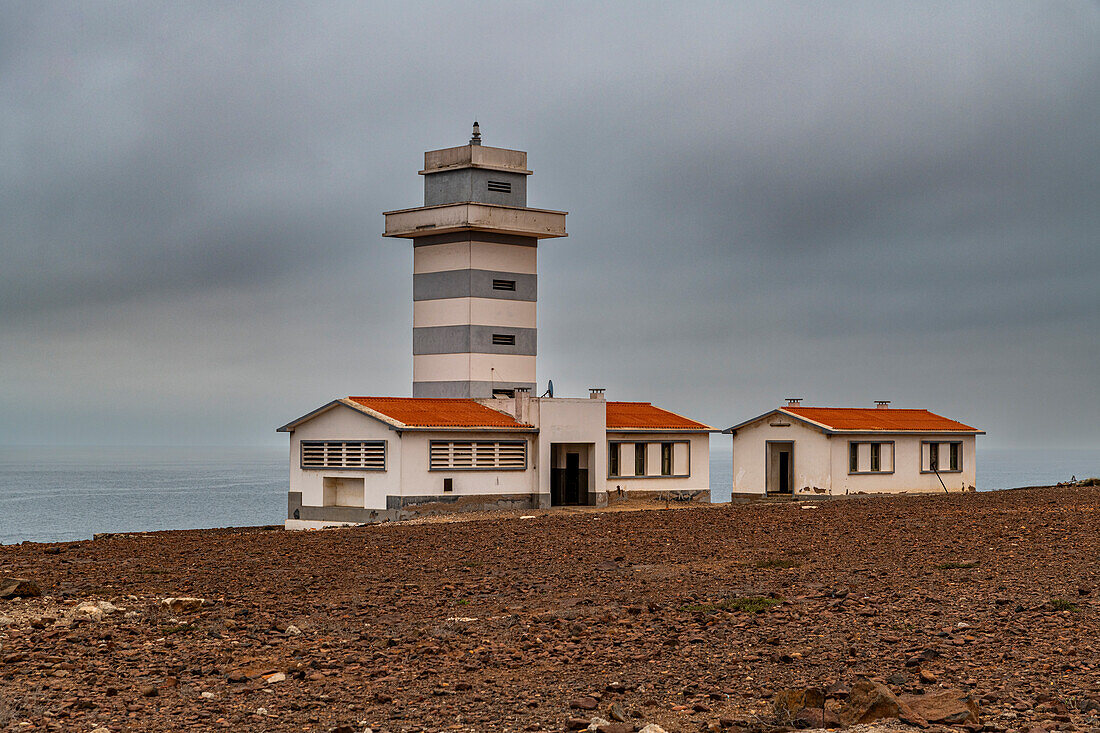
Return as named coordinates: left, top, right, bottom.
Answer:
left=786, top=398, right=802, bottom=406
left=589, top=388, right=606, bottom=399
left=875, top=400, right=891, bottom=409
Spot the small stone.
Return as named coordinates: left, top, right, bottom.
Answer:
left=255, top=707, right=269, bottom=716
left=201, top=691, right=216, bottom=700
left=96, top=600, right=119, bottom=614
left=609, top=703, right=628, bottom=722
left=73, top=604, right=104, bottom=622
left=566, top=718, right=590, bottom=731
left=284, top=624, right=302, bottom=636
left=161, top=597, right=205, bottom=612
left=570, top=697, right=599, bottom=711
left=919, top=668, right=937, bottom=683
left=596, top=724, right=632, bottom=733
left=263, top=672, right=286, bottom=684
left=638, top=726, right=668, bottom=733
left=139, top=684, right=159, bottom=698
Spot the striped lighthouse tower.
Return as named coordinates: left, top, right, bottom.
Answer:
left=383, top=124, right=568, bottom=398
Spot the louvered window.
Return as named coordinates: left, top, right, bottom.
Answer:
left=430, top=440, right=527, bottom=470
left=492, top=333, right=516, bottom=346
left=301, top=441, right=386, bottom=470
left=487, top=180, right=512, bottom=193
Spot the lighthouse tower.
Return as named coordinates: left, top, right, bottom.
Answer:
left=384, top=124, right=568, bottom=398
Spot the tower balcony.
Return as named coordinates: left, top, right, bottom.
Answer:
left=383, top=202, right=568, bottom=240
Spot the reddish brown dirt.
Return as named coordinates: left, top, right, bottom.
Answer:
left=1, top=486, right=1098, bottom=732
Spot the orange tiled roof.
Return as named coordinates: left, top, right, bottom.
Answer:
left=785, top=407, right=979, bottom=432
left=606, top=401, right=711, bottom=431
left=347, top=397, right=532, bottom=429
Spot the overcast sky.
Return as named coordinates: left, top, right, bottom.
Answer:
left=2, top=2, right=1098, bottom=449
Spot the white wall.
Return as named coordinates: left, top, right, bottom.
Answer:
left=413, top=353, right=536, bottom=383
left=289, top=404, right=400, bottom=510
left=413, top=240, right=538, bottom=275
left=606, top=432, right=710, bottom=493
left=397, top=431, right=538, bottom=498
left=831, top=434, right=976, bottom=494
left=414, top=298, right=536, bottom=328
left=534, top=398, right=608, bottom=503
left=731, top=416, right=832, bottom=496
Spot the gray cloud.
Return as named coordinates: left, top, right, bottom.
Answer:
left=1, top=1, right=1098, bottom=448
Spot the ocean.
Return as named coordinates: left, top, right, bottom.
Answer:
left=1, top=446, right=1097, bottom=545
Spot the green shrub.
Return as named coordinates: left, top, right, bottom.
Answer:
left=755, top=558, right=800, bottom=569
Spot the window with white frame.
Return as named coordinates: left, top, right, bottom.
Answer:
left=848, top=441, right=894, bottom=474
left=922, top=441, right=962, bottom=473
left=429, top=440, right=527, bottom=470
left=609, top=440, right=690, bottom=478
left=301, top=441, right=386, bottom=470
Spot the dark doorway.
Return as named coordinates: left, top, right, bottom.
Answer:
left=551, top=444, right=590, bottom=506
left=766, top=441, right=794, bottom=495
left=564, top=452, right=580, bottom=504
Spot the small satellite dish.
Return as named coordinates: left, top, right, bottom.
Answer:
left=542, top=379, right=554, bottom=398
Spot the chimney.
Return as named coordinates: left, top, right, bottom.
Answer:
left=589, top=387, right=606, bottom=400
left=875, top=400, right=891, bottom=409
left=514, top=386, right=530, bottom=422
left=786, top=398, right=802, bottom=407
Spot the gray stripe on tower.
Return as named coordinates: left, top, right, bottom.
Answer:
left=413, top=270, right=536, bottom=302
left=413, top=381, right=538, bottom=398
left=411, top=232, right=538, bottom=248
left=413, top=326, right=537, bottom=355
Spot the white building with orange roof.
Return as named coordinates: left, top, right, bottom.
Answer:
left=723, top=400, right=984, bottom=498
left=278, top=125, right=713, bottom=527
left=278, top=392, right=712, bottom=528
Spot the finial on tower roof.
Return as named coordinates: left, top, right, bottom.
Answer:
left=470, top=121, right=481, bottom=146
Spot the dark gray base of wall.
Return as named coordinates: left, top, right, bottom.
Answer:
left=607, top=489, right=711, bottom=504
left=287, top=491, right=543, bottom=525
left=728, top=492, right=834, bottom=503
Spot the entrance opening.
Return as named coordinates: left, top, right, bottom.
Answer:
left=550, top=443, right=592, bottom=506
left=323, top=477, right=364, bottom=507
left=766, top=442, right=794, bottom=495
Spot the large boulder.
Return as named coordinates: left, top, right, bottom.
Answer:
left=901, top=689, right=980, bottom=725
left=0, top=577, right=41, bottom=599
left=839, top=679, right=927, bottom=728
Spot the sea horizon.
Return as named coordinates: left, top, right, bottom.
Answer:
left=1, top=444, right=1097, bottom=545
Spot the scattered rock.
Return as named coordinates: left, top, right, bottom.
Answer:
left=161, top=597, right=206, bottom=612
left=570, top=696, right=599, bottom=711
left=201, top=691, right=216, bottom=700
left=0, top=577, right=41, bottom=599
left=773, top=687, right=826, bottom=720
left=73, top=604, right=104, bottom=622
left=901, top=689, right=980, bottom=725
left=609, top=702, right=628, bottom=722
left=263, top=671, right=286, bottom=684
left=566, top=718, right=591, bottom=731
left=284, top=624, right=302, bottom=636
left=838, top=679, right=926, bottom=728
left=138, top=684, right=159, bottom=698
left=596, top=724, right=632, bottom=733
left=96, top=600, right=119, bottom=614
left=638, top=725, right=668, bottom=733
left=793, top=706, right=841, bottom=729
left=918, top=668, right=937, bottom=683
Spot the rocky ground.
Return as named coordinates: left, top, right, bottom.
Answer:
left=0, top=486, right=1098, bottom=733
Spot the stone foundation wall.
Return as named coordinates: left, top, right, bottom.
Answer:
left=286, top=491, right=544, bottom=526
